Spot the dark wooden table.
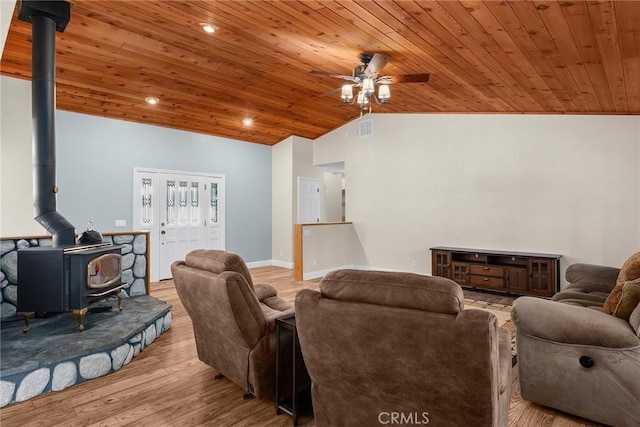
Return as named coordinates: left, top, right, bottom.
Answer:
left=275, top=313, right=312, bottom=426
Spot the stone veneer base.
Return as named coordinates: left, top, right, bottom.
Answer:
left=0, top=295, right=171, bottom=407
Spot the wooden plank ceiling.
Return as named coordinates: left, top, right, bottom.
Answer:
left=1, top=0, right=639, bottom=145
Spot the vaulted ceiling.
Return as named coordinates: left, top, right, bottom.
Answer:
left=1, top=0, right=639, bottom=145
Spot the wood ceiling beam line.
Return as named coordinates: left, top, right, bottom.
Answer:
left=58, top=15, right=334, bottom=98
left=446, top=0, right=570, bottom=112
left=586, top=0, right=629, bottom=112
left=508, top=1, right=592, bottom=112
left=472, top=0, right=579, bottom=112
left=558, top=1, right=615, bottom=112
left=144, top=0, right=355, bottom=79
left=532, top=1, right=605, bottom=112
left=55, top=64, right=341, bottom=132
left=614, top=0, right=640, bottom=111
left=180, top=0, right=356, bottom=72
left=347, top=0, right=511, bottom=112
left=50, top=40, right=341, bottom=127
left=392, top=0, right=547, bottom=112
left=54, top=81, right=335, bottom=138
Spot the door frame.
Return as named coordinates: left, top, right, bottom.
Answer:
left=133, top=167, right=226, bottom=282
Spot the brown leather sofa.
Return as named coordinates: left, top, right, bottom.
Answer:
left=171, top=249, right=294, bottom=399
left=512, top=262, right=640, bottom=427
left=295, top=269, right=512, bottom=426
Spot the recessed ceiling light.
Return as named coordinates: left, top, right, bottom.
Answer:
left=145, top=96, right=159, bottom=105
left=242, top=118, right=253, bottom=126
left=199, top=23, right=215, bottom=34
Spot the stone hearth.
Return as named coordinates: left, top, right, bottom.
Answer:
left=0, top=295, right=171, bottom=407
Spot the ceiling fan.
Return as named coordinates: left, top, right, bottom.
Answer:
left=310, top=53, right=430, bottom=112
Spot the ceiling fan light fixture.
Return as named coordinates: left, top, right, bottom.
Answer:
left=378, top=85, right=390, bottom=103
left=362, top=77, right=375, bottom=95
left=312, top=52, right=429, bottom=114
left=341, top=85, right=353, bottom=103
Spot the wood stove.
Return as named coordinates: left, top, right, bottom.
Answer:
left=18, top=243, right=126, bottom=332
left=14, top=1, right=128, bottom=332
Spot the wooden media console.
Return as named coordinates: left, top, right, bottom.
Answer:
left=430, top=246, right=562, bottom=297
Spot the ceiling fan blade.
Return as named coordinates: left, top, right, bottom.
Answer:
left=309, top=70, right=358, bottom=82
left=364, top=53, right=390, bottom=75
left=380, top=73, right=430, bottom=84
left=320, top=83, right=359, bottom=97
left=320, top=87, right=344, bottom=97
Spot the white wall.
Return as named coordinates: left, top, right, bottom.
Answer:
left=0, top=0, right=16, bottom=55
left=0, top=77, right=41, bottom=236
left=301, top=222, right=368, bottom=280
left=272, top=137, right=294, bottom=265
left=313, top=123, right=347, bottom=166
left=314, top=114, right=640, bottom=287
left=323, top=171, right=343, bottom=222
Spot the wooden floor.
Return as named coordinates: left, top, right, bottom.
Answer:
left=0, top=266, right=595, bottom=427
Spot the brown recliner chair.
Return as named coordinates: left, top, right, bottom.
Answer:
left=511, top=259, right=640, bottom=427
left=295, top=269, right=512, bottom=426
left=171, top=249, right=294, bottom=399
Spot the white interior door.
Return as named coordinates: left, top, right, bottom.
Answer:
left=133, top=168, right=225, bottom=281
left=158, top=174, right=205, bottom=279
left=298, top=177, right=320, bottom=223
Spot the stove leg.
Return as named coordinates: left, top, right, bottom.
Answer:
left=116, top=291, right=123, bottom=312
left=22, top=312, right=34, bottom=334
left=73, top=308, right=88, bottom=332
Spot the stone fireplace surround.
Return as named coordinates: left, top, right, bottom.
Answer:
left=0, top=231, right=172, bottom=406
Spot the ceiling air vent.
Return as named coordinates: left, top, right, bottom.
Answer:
left=358, top=119, right=373, bottom=137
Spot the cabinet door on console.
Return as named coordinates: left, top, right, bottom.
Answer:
left=432, top=250, right=451, bottom=278
left=451, top=262, right=470, bottom=285
left=529, top=259, right=554, bottom=296
left=505, top=266, right=528, bottom=292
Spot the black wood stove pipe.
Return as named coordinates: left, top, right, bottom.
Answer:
left=18, top=1, right=74, bottom=246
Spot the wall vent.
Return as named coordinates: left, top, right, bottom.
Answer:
left=358, top=119, right=373, bottom=137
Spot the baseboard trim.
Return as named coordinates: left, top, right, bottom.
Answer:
left=270, top=260, right=294, bottom=269
left=245, top=260, right=275, bottom=268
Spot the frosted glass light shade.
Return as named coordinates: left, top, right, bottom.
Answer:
left=362, top=78, right=375, bottom=95
left=378, top=84, right=390, bottom=101
left=341, top=85, right=353, bottom=102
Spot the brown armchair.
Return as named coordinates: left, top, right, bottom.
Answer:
left=295, top=269, right=512, bottom=426
left=511, top=260, right=640, bottom=427
left=171, top=249, right=294, bottom=399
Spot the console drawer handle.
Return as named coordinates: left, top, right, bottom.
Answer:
left=483, top=278, right=489, bottom=281
left=483, top=267, right=490, bottom=270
